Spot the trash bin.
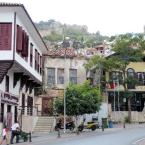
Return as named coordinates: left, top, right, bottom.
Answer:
left=108, top=121, right=113, bottom=128
left=102, top=118, right=108, bottom=128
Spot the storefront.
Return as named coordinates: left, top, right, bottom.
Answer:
left=108, top=91, right=145, bottom=112
left=0, top=90, right=18, bottom=129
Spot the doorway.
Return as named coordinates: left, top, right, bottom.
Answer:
left=42, top=98, right=53, bottom=116
left=1, top=103, right=4, bottom=122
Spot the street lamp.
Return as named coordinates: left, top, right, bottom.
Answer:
left=62, top=37, right=70, bottom=133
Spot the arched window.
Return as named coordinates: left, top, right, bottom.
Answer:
left=127, top=68, right=135, bottom=76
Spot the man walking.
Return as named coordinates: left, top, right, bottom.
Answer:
left=10, top=121, right=20, bottom=144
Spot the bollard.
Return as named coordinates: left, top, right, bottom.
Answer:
left=123, top=122, right=125, bottom=129
left=102, top=124, right=104, bottom=131
left=76, top=128, right=80, bottom=135
left=29, top=132, right=32, bottom=142
left=57, top=129, right=61, bottom=138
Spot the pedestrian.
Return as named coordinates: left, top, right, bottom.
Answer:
left=10, top=121, right=20, bottom=144
left=0, top=125, right=10, bottom=145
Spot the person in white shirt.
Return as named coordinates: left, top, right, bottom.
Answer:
left=10, top=121, right=20, bottom=144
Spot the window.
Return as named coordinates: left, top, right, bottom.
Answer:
left=16, top=25, right=29, bottom=58
left=16, top=25, right=23, bottom=52
left=35, top=49, right=38, bottom=71
left=136, top=72, right=145, bottom=85
left=35, top=49, right=40, bottom=72
left=40, top=55, right=42, bottom=75
left=57, top=68, right=64, bottom=84
left=30, top=43, right=33, bottom=67
left=69, top=69, right=77, bottom=84
left=109, top=71, right=123, bottom=84
left=21, top=94, right=25, bottom=115
left=0, top=23, right=12, bottom=50
left=127, top=68, right=135, bottom=77
left=5, top=75, right=9, bottom=92
left=127, top=68, right=136, bottom=89
left=38, top=53, right=40, bottom=73
left=47, top=68, right=55, bottom=85
left=27, top=96, right=33, bottom=116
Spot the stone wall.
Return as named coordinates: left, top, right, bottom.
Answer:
left=22, top=116, right=38, bottom=132
left=111, top=111, right=145, bottom=122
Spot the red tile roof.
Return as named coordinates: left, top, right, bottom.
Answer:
left=0, top=3, right=23, bottom=6
left=46, top=48, right=76, bottom=58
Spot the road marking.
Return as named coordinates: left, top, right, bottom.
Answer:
left=132, top=137, right=145, bottom=144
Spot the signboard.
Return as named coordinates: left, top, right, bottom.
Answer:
left=0, top=91, right=19, bottom=105
left=136, top=86, right=145, bottom=91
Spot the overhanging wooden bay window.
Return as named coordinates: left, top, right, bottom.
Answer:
left=0, top=23, right=12, bottom=50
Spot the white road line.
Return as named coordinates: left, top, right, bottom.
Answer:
left=132, top=137, right=145, bottom=145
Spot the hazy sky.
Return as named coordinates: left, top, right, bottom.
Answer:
left=1, top=0, right=145, bottom=36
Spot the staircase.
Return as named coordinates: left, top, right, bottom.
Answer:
left=34, top=116, right=55, bottom=133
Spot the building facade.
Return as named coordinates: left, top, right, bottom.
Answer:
left=107, top=62, right=145, bottom=122
left=0, top=3, right=47, bottom=131
left=35, top=48, right=87, bottom=116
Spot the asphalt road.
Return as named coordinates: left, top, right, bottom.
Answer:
left=22, top=127, right=145, bottom=145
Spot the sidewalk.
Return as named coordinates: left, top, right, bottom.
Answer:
left=12, top=123, right=145, bottom=145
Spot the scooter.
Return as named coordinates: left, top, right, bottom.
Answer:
left=78, top=121, right=99, bottom=132
left=55, top=121, right=75, bottom=131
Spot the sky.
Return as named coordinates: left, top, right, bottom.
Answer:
left=1, top=0, right=145, bottom=36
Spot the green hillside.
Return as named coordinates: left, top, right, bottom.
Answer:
left=35, top=19, right=110, bottom=48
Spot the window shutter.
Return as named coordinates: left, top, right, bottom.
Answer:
left=0, top=23, right=12, bottom=50
left=21, top=32, right=29, bottom=57
left=16, top=25, right=23, bottom=52
left=40, top=56, right=42, bottom=67
left=35, top=49, right=37, bottom=70
left=38, top=53, right=40, bottom=72
left=40, top=55, right=42, bottom=74
left=26, top=35, right=29, bottom=57
left=30, top=43, right=33, bottom=67
left=21, top=30, right=25, bottom=55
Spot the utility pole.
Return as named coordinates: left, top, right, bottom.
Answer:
left=113, top=80, right=116, bottom=121
left=62, top=36, right=70, bottom=133
left=63, top=48, right=67, bottom=133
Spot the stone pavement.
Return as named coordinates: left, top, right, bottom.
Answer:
left=11, top=123, right=145, bottom=145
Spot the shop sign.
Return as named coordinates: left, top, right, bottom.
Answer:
left=0, top=91, right=19, bottom=105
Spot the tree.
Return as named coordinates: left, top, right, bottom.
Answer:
left=85, top=33, right=145, bottom=122
left=84, top=55, right=106, bottom=92
left=55, top=81, right=101, bottom=118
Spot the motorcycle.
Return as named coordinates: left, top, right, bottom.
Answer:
left=55, top=120, right=75, bottom=131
